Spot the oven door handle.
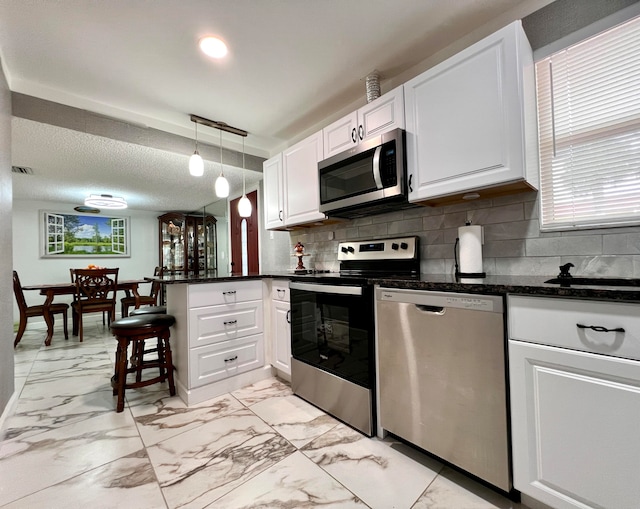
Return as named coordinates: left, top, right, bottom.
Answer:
left=290, top=282, right=363, bottom=296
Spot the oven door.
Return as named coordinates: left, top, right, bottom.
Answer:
left=290, top=281, right=374, bottom=388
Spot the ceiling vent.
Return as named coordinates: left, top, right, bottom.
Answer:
left=12, top=166, right=34, bottom=175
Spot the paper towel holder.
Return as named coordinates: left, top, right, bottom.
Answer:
left=454, top=221, right=486, bottom=279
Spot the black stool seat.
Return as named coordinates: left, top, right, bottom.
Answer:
left=111, top=313, right=174, bottom=330
left=109, top=313, right=176, bottom=412
left=129, top=305, right=167, bottom=316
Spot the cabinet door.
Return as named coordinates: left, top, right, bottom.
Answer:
left=189, top=334, right=265, bottom=388
left=323, top=111, right=358, bottom=160
left=263, top=153, right=285, bottom=230
left=509, top=340, right=640, bottom=509
left=272, top=299, right=291, bottom=376
left=188, top=300, right=264, bottom=348
left=359, top=85, right=405, bottom=141
left=405, top=21, right=533, bottom=202
left=282, top=131, right=326, bottom=226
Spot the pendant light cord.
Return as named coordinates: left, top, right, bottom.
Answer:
left=219, top=130, right=224, bottom=176
left=242, top=137, right=246, bottom=195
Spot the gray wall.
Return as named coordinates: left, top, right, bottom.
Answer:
left=262, top=191, right=640, bottom=279
left=0, top=60, right=14, bottom=417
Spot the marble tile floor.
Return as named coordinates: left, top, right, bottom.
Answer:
left=2, top=319, right=532, bottom=509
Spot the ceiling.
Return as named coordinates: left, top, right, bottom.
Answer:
left=0, top=0, right=552, bottom=212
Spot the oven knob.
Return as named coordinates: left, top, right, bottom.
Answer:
left=391, top=243, right=399, bottom=250
left=347, top=246, right=355, bottom=253
left=401, top=242, right=408, bottom=249
left=341, top=246, right=348, bottom=253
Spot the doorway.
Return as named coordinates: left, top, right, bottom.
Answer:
left=229, top=190, right=259, bottom=275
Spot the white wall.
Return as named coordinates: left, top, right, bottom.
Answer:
left=12, top=199, right=159, bottom=322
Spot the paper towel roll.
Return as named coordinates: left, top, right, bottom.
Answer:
left=458, top=225, right=484, bottom=275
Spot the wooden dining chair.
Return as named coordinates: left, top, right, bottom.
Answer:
left=71, top=268, right=119, bottom=342
left=12, top=270, right=69, bottom=347
left=120, top=266, right=163, bottom=318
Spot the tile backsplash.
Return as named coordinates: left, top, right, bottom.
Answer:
left=264, top=191, right=640, bottom=278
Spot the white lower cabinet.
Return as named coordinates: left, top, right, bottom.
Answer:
left=270, top=280, right=291, bottom=379
left=189, top=335, right=264, bottom=388
left=166, top=280, right=270, bottom=405
left=508, top=295, right=640, bottom=509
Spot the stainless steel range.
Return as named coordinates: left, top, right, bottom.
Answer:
left=289, top=236, right=419, bottom=436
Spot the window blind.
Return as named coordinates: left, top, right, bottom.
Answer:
left=536, top=14, right=640, bottom=231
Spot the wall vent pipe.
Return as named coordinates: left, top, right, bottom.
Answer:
left=365, top=71, right=381, bottom=103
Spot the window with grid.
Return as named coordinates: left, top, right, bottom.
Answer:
left=536, top=14, right=640, bottom=231
left=110, top=217, right=127, bottom=254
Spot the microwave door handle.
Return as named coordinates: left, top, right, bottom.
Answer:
left=372, top=146, right=383, bottom=189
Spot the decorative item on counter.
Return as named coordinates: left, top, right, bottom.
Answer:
left=86, top=264, right=105, bottom=269
left=454, top=221, right=486, bottom=280
left=292, top=241, right=310, bottom=273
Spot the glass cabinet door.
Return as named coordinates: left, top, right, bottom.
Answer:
left=203, top=215, right=217, bottom=273
left=159, top=212, right=216, bottom=275
left=159, top=214, right=185, bottom=273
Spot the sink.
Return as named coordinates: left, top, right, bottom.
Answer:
left=544, top=277, right=640, bottom=287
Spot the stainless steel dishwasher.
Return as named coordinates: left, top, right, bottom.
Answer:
left=376, top=287, right=511, bottom=493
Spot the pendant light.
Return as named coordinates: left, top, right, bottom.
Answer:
left=189, top=121, right=204, bottom=176
left=214, top=129, right=230, bottom=198
left=238, top=137, right=252, bottom=217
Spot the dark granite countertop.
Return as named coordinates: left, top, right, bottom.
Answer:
left=148, top=273, right=640, bottom=303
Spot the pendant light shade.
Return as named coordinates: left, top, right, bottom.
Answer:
left=215, top=175, right=230, bottom=197
left=238, top=137, right=252, bottom=217
left=238, top=195, right=252, bottom=217
left=215, top=129, right=229, bottom=197
left=189, top=152, right=204, bottom=176
left=189, top=122, right=204, bottom=176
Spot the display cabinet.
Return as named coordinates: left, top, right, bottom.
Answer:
left=158, top=212, right=217, bottom=275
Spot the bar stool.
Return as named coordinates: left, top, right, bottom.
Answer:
left=109, top=314, right=176, bottom=412
left=129, top=306, right=167, bottom=382
left=129, top=305, right=167, bottom=316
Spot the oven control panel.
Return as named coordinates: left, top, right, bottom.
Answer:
left=337, top=236, right=418, bottom=261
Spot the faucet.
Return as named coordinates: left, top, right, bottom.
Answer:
left=558, top=263, right=574, bottom=279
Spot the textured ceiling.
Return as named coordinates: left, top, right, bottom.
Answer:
left=0, top=0, right=553, bottom=211
left=12, top=118, right=263, bottom=212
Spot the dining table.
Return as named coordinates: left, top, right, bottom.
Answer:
left=21, top=279, right=145, bottom=346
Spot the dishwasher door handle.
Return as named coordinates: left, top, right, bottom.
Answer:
left=415, top=304, right=445, bottom=315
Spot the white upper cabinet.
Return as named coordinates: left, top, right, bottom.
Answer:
left=263, top=153, right=284, bottom=230
left=404, top=21, right=538, bottom=204
left=322, top=86, right=405, bottom=159
left=282, top=130, right=326, bottom=227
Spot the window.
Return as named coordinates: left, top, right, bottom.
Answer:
left=536, top=14, right=640, bottom=230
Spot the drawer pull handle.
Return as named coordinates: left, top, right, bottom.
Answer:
left=224, top=355, right=238, bottom=363
left=286, top=309, right=291, bottom=324
left=223, top=290, right=237, bottom=296
left=277, top=289, right=286, bottom=297
left=577, top=323, right=625, bottom=333
left=224, top=320, right=238, bottom=326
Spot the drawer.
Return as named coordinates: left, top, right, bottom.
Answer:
left=189, top=280, right=263, bottom=308
left=271, top=280, right=289, bottom=302
left=189, top=300, right=264, bottom=348
left=189, top=334, right=265, bottom=388
left=508, top=295, right=640, bottom=361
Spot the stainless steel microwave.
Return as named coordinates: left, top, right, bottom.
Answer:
left=318, top=128, right=410, bottom=218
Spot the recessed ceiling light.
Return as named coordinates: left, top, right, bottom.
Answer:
left=199, top=36, right=228, bottom=58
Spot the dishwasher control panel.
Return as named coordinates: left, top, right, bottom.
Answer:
left=377, top=288, right=503, bottom=313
